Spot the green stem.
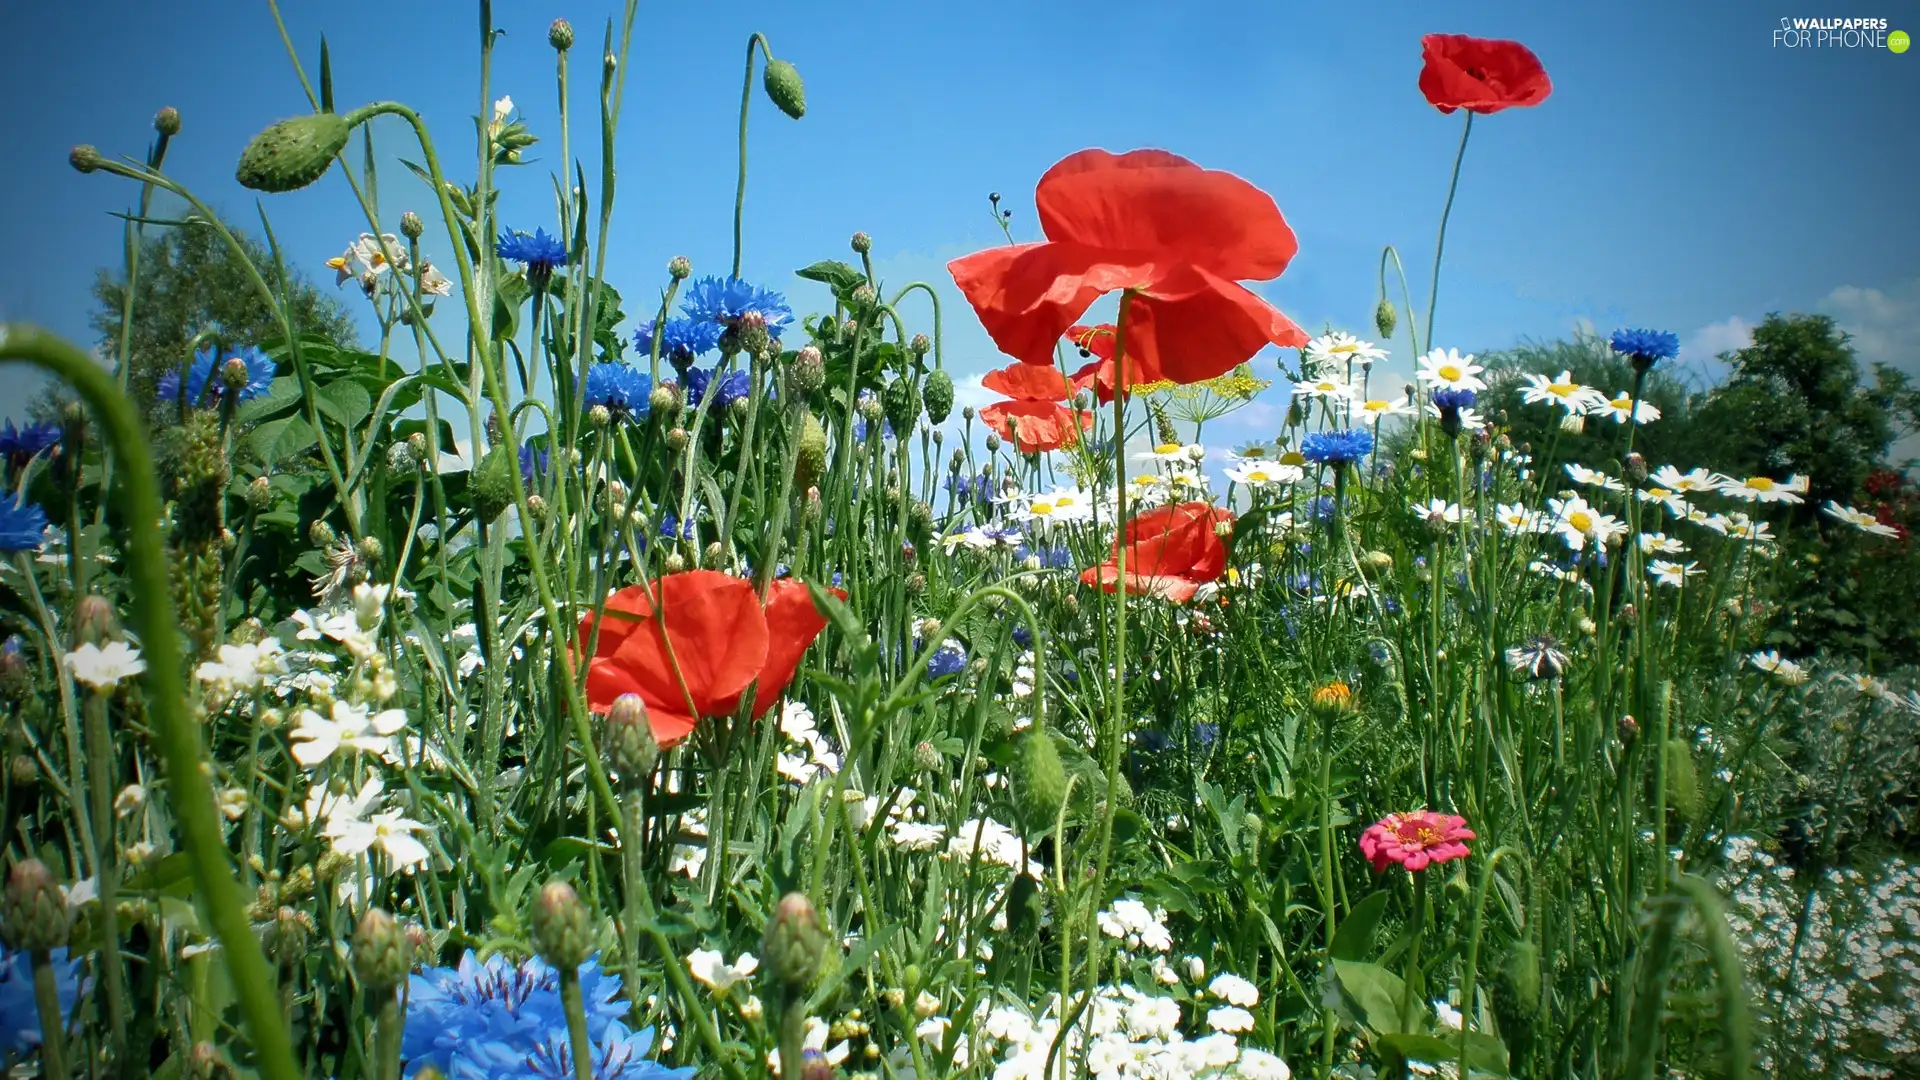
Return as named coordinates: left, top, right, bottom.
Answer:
left=1401, top=870, right=1429, bottom=1032
left=31, top=949, right=68, bottom=1079
left=0, top=325, right=297, bottom=1079
left=1459, top=846, right=1525, bottom=1079
left=1425, top=113, right=1474, bottom=350
left=82, top=692, right=129, bottom=1060
left=560, top=967, right=594, bottom=1080
left=374, top=994, right=404, bottom=1080
left=733, top=33, right=773, bottom=279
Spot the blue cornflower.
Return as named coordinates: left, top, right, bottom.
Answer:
left=1299, top=429, right=1374, bottom=466
left=656, top=512, right=697, bottom=542
left=1430, top=388, right=1477, bottom=412
left=0, top=501, right=48, bottom=553
left=519, top=445, right=549, bottom=487
left=1306, top=497, right=1337, bottom=525
left=157, top=346, right=277, bottom=407
left=680, top=276, right=792, bottom=335
left=495, top=228, right=569, bottom=276
left=927, top=641, right=967, bottom=680
left=633, top=316, right=724, bottom=372
left=1194, top=722, right=1219, bottom=749
left=1012, top=624, right=1033, bottom=649
left=472, top=1018, right=692, bottom=1080
left=683, top=368, right=751, bottom=412
left=0, top=421, right=61, bottom=469
left=0, top=946, right=85, bottom=1056
left=584, top=363, right=653, bottom=421
left=946, top=471, right=973, bottom=506
left=1609, top=328, right=1680, bottom=366
left=402, top=952, right=644, bottom=1080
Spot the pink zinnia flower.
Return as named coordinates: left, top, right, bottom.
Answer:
left=1359, top=810, right=1475, bottom=873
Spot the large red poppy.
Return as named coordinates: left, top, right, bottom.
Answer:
left=1418, top=35, right=1552, bottom=115
left=948, top=149, right=1307, bottom=386
left=1080, top=502, right=1235, bottom=603
left=1064, top=323, right=1167, bottom=405
left=580, top=571, right=837, bottom=748
left=978, top=362, right=1093, bottom=453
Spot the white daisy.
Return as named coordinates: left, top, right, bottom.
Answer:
left=1415, top=348, right=1488, bottom=392
left=1637, top=532, right=1688, bottom=555
left=1648, top=559, right=1701, bottom=588
left=1290, top=377, right=1355, bottom=403
left=1411, top=498, right=1467, bottom=526
left=1494, top=503, right=1551, bottom=535
left=1720, top=474, right=1807, bottom=504
left=1750, top=650, right=1808, bottom=684
left=1225, top=462, right=1303, bottom=488
left=1636, top=486, right=1690, bottom=514
left=1519, top=370, right=1605, bottom=414
left=1590, top=391, right=1660, bottom=425
left=64, top=641, right=146, bottom=691
left=1650, top=465, right=1723, bottom=495
left=1565, top=463, right=1626, bottom=493
left=289, top=701, right=409, bottom=768
left=686, top=950, right=760, bottom=994
left=1821, top=501, right=1900, bottom=538
left=1547, top=495, right=1627, bottom=552
left=1134, top=443, right=1205, bottom=464
left=1303, top=331, right=1387, bottom=374
left=1352, top=398, right=1414, bottom=425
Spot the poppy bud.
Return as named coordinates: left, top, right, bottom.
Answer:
left=155, top=106, right=182, bottom=136
left=922, top=369, right=954, bottom=424
left=795, top=412, right=828, bottom=489
left=236, top=111, right=353, bottom=193
left=1664, top=737, right=1701, bottom=821
left=1012, top=728, right=1068, bottom=829
left=668, top=255, right=692, bottom=281
left=2, top=859, right=68, bottom=951
left=606, top=694, right=658, bottom=780
left=70, top=144, right=103, bottom=173
left=763, top=892, right=829, bottom=990
left=530, top=880, right=593, bottom=971
left=472, top=444, right=517, bottom=522
left=73, top=594, right=120, bottom=647
left=1374, top=298, right=1397, bottom=341
left=549, top=18, right=574, bottom=50
left=762, top=58, right=807, bottom=119
left=850, top=231, right=872, bottom=254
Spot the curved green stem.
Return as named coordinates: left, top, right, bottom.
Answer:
left=1, top=324, right=298, bottom=1080
left=733, top=33, right=774, bottom=279
left=1425, top=113, right=1474, bottom=351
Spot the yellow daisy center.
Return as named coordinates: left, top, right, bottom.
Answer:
left=1745, top=477, right=1774, bottom=491
left=1568, top=511, right=1594, bottom=533
left=1279, top=451, right=1307, bottom=466
left=1246, top=469, right=1272, bottom=483
left=1153, top=443, right=1180, bottom=455
left=1030, top=502, right=1054, bottom=516
left=1548, top=381, right=1577, bottom=396
left=1331, top=343, right=1358, bottom=354
left=1438, top=365, right=1462, bottom=381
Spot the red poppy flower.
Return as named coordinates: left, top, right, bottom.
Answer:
left=1418, top=35, right=1552, bottom=115
left=978, top=362, right=1092, bottom=452
left=948, top=149, right=1307, bottom=386
left=1064, top=323, right=1167, bottom=405
left=580, top=571, right=838, bottom=748
left=1080, top=501, right=1234, bottom=603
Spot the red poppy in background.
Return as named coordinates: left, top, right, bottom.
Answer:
left=978, top=362, right=1093, bottom=453
left=948, top=149, right=1307, bottom=386
left=1418, top=34, right=1552, bottom=115
left=581, top=571, right=837, bottom=747
left=1080, top=501, right=1235, bottom=603
left=1065, top=323, right=1164, bottom=405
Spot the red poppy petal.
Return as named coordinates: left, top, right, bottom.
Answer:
left=584, top=657, right=645, bottom=716
left=1079, top=564, right=1201, bottom=603
left=1066, top=324, right=1116, bottom=362
left=981, top=363, right=1072, bottom=401
left=607, top=571, right=767, bottom=719
left=1036, top=149, right=1299, bottom=282
left=647, top=706, right=701, bottom=750
left=580, top=584, right=655, bottom=664
left=1419, top=35, right=1552, bottom=115
left=948, top=243, right=1158, bottom=367
left=1126, top=265, right=1308, bottom=384
left=981, top=400, right=1086, bottom=453
left=749, top=580, right=837, bottom=717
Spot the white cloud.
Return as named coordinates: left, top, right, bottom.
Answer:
left=951, top=372, right=997, bottom=411
left=1818, top=280, right=1920, bottom=377
left=1677, top=316, right=1755, bottom=385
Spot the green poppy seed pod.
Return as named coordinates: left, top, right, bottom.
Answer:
left=668, top=255, right=692, bottom=281
left=1665, top=737, right=1702, bottom=822
left=606, top=693, right=658, bottom=780
left=472, top=444, right=517, bottom=522
left=795, top=411, right=828, bottom=490
left=155, top=106, right=182, bottom=136
left=549, top=18, right=574, bottom=51
left=762, top=892, right=829, bottom=990
left=530, top=880, right=593, bottom=971
left=399, top=211, right=425, bottom=240
left=790, top=346, right=825, bottom=395
left=762, top=58, right=807, bottom=119
left=2, top=859, right=69, bottom=951
left=352, top=908, right=411, bottom=993
left=236, top=111, right=353, bottom=193
left=851, top=231, right=872, bottom=254
left=922, top=369, right=954, bottom=425
left=1498, top=939, right=1541, bottom=1016
left=1012, top=728, right=1068, bottom=830
left=69, top=144, right=103, bottom=173
left=1007, top=873, right=1044, bottom=937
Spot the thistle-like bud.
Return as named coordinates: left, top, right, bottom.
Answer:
left=665, top=428, right=689, bottom=454
left=664, top=552, right=686, bottom=573
left=246, top=475, right=273, bottom=510
left=399, top=211, right=425, bottom=240
left=155, top=106, right=182, bottom=136
left=355, top=535, right=383, bottom=565
left=905, top=572, right=926, bottom=597
left=407, top=432, right=429, bottom=463
left=549, top=18, right=574, bottom=51
left=668, top=255, right=692, bottom=281
left=801, top=487, right=822, bottom=526
left=70, top=145, right=103, bottom=173
left=485, top=411, right=505, bottom=447
left=531, top=880, right=593, bottom=971
left=472, top=444, right=517, bottom=522
left=387, top=441, right=417, bottom=475
left=790, top=346, right=825, bottom=395
left=1012, top=728, right=1067, bottom=829
left=236, top=112, right=353, bottom=193
left=265, top=905, right=314, bottom=969
left=1374, top=298, right=1398, bottom=341
left=762, top=58, right=807, bottom=120
left=605, top=694, right=659, bottom=780
left=703, top=541, right=724, bottom=568
left=909, top=333, right=931, bottom=357
left=850, top=284, right=877, bottom=310
left=850, top=231, right=872, bottom=254
left=526, top=495, right=547, bottom=520
left=795, top=412, right=828, bottom=490
left=73, top=594, right=120, bottom=647
left=1362, top=550, right=1394, bottom=572
left=352, top=907, right=411, bottom=993
left=908, top=501, right=933, bottom=536
left=588, top=404, right=613, bottom=429
left=2, top=859, right=69, bottom=951
left=922, top=369, right=954, bottom=425
left=913, top=741, right=942, bottom=772
left=762, top=892, right=829, bottom=990
left=984, top=434, right=1001, bottom=454
left=1624, top=452, right=1648, bottom=485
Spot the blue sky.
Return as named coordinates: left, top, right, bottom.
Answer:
left=3, top=0, right=1917, bottom=462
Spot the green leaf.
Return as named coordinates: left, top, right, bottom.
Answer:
left=1333, top=959, right=1412, bottom=1035
left=1332, top=890, right=1394, bottom=962
left=315, top=378, right=372, bottom=432
left=806, top=582, right=865, bottom=644
left=234, top=376, right=304, bottom=425
left=1376, top=1031, right=1509, bottom=1076
left=795, top=260, right=866, bottom=297
left=495, top=271, right=532, bottom=339
left=247, top=415, right=317, bottom=465
left=319, top=35, right=334, bottom=113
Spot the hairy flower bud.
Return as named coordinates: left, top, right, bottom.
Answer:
left=531, top=880, right=593, bottom=971
left=588, top=404, right=613, bottom=429
left=794, top=411, right=828, bottom=490
left=1374, top=298, right=1398, bottom=341
left=922, top=369, right=954, bottom=425
left=69, top=144, right=103, bottom=173
left=668, top=255, right=692, bottom=281
left=1664, top=737, right=1701, bottom=821
left=155, top=106, right=182, bottom=136
left=549, top=18, right=574, bottom=50
left=665, top=427, right=689, bottom=454
left=790, top=346, right=825, bottom=395
left=352, top=907, right=411, bottom=993
left=236, top=112, right=352, bottom=193
left=703, top=541, right=724, bottom=568
left=399, top=210, right=425, bottom=240
left=850, top=231, right=872, bottom=254
left=1623, top=452, right=1648, bottom=485
left=984, top=433, right=1000, bottom=454
left=265, top=905, right=314, bottom=969
left=605, top=694, right=658, bottom=780
left=762, top=58, right=807, bottom=119
left=472, top=444, right=517, bottom=522
left=2, top=859, right=68, bottom=951
left=73, top=594, right=120, bottom=647
left=1012, top=728, right=1067, bottom=829
left=762, top=892, right=829, bottom=990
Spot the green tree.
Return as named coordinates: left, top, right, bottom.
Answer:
left=1477, top=329, right=1701, bottom=480
left=77, top=216, right=361, bottom=412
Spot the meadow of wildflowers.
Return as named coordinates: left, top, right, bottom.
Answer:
left=3, top=10, right=1916, bottom=1080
